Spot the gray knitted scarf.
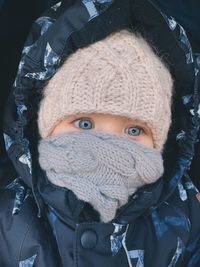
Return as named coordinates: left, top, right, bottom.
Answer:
left=38, top=131, right=164, bottom=222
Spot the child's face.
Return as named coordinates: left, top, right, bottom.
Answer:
left=51, top=113, right=154, bottom=148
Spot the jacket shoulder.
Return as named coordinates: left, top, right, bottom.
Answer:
left=0, top=180, right=60, bottom=266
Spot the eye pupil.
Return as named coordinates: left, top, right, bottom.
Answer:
left=127, top=127, right=141, bottom=136
left=78, top=119, right=92, bottom=129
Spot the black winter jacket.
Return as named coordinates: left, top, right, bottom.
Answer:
left=1, top=1, right=200, bottom=266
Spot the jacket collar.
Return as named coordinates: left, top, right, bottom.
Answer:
left=38, top=170, right=164, bottom=227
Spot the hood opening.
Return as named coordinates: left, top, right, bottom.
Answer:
left=3, top=0, right=200, bottom=215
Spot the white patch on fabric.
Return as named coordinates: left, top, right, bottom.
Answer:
left=128, top=250, right=145, bottom=267
left=51, top=1, right=62, bottom=11
left=177, top=182, right=187, bottom=201
left=110, top=223, right=126, bottom=255
left=13, top=43, right=37, bottom=88
left=3, top=133, right=14, bottom=151
left=22, top=44, right=36, bottom=56
left=82, top=0, right=99, bottom=19
left=176, top=130, right=186, bottom=141
left=44, top=42, right=60, bottom=66
left=19, top=152, right=32, bottom=174
left=6, top=178, right=32, bottom=215
left=190, top=104, right=200, bottom=117
left=35, top=16, right=55, bottom=35
left=168, top=237, right=185, bottom=267
left=160, top=13, right=177, bottom=31
left=19, top=254, right=37, bottom=267
left=17, top=104, right=27, bottom=115
left=167, top=17, right=177, bottom=30
left=25, top=42, right=60, bottom=80
left=182, top=94, right=193, bottom=105
left=182, top=92, right=199, bottom=117
left=179, top=27, right=193, bottom=64
left=121, top=225, right=133, bottom=267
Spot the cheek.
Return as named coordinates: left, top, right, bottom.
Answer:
left=51, top=122, right=79, bottom=136
left=136, top=136, right=154, bottom=148
left=143, top=138, right=154, bottom=148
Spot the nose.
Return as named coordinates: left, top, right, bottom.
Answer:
left=95, top=117, right=122, bottom=135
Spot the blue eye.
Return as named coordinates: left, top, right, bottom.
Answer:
left=73, top=118, right=93, bottom=130
left=125, top=126, right=143, bottom=136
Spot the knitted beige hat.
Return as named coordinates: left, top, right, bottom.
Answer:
left=38, top=30, right=173, bottom=150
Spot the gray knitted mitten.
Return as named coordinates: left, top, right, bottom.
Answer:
left=38, top=131, right=164, bottom=222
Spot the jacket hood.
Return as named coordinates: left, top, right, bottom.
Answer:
left=3, top=0, right=200, bottom=220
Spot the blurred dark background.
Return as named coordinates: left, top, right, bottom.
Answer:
left=0, top=0, right=199, bottom=188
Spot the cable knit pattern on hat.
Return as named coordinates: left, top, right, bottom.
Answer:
left=38, top=131, right=164, bottom=222
left=38, top=30, right=173, bottom=150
